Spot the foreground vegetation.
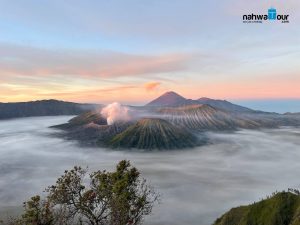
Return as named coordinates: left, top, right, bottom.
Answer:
left=2, top=159, right=300, bottom=225
left=2, top=160, right=159, bottom=225
left=213, top=189, right=300, bottom=225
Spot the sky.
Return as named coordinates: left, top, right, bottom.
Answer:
left=0, top=0, right=299, bottom=111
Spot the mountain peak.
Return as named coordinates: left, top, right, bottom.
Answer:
left=146, top=92, right=254, bottom=112
left=146, top=91, right=186, bottom=107
left=163, top=91, right=183, bottom=96
left=198, top=97, right=227, bottom=102
left=198, top=97, right=213, bottom=101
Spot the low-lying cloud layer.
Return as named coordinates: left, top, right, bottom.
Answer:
left=0, top=117, right=300, bottom=225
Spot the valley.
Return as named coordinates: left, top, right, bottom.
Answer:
left=1, top=116, right=300, bottom=225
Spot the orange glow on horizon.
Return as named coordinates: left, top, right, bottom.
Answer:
left=1, top=78, right=299, bottom=104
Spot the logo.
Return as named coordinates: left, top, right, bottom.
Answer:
left=268, top=8, right=276, bottom=20
left=243, top=8, right=289, bottom=23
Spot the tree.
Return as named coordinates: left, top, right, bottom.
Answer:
left=7, top=160, right=159, bottom=225
left=21, top=195, right=53, bottom=225
left=3, top=196, right=57, bottom=225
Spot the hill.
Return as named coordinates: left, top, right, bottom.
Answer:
left=157, top=104, right=263, bottom=130
left=0, top=100, right=100, bottom=119
left=285, top=112, right=300, bottom=116
left=197, top=97, right=253, bottom=113
left=145, top=91, right=255, bottom=113
left=146, top=91, right=195, bottom=107
left=49, top=92, right=300, bottom=150
left=108, top=118, right=201, bottom=150
left=213, top=191, right=300, bottom=225
left=51, top=105, right=300, bottom=149
left=52, top=110, right=107, bottom=129
left=51, top=111, right=131, bottom=146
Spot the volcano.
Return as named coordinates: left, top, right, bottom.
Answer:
left=157, top=104, right=262, bottom=130
left=108, top=118, right=201, bottom=150
left=145, top=91, right=254, bottom=113
left=51, top=110, right=132, bottom=146
left=51, top=91, right=300, bottom=150
left=146, top=91, right=192, bottom=107
left=52, top=110, right=107, bottom=130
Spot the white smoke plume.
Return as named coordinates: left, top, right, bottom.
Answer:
left=101, top=102, right=131, bottom=125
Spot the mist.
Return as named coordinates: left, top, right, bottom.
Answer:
left=1, top=116, right=300, bottom=225
left=101, top=102, right=131, bottom=125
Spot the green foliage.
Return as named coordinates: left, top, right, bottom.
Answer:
left=213, top=191, right=300, bottom=225
left=21, top=196, right=54, bottom=225
left=2, top=196, right=59, bottom=225
left=6, top=160, right=158, bottom=225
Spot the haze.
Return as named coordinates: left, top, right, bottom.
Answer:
left=1, top=116, right=300, bottom=225
left=0, top=0, right=300, bottom=111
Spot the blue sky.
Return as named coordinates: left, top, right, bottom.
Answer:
left=0, top=0, right=299, bottom=112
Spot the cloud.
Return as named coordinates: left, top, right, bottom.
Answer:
left=144, top=81, right=161, bottom=91
left=0, top=43, right=191, bottom=79
left=0, top=82, right=139, bottom=103
left=101, top=102, right=131, bottom=125
left=38, top=85, right=138, bottom=97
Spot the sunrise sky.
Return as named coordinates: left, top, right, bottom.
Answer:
left=0, top=0, right=299, bottom=111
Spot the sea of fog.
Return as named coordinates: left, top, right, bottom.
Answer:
left=0, top=116, right=300, bottom=225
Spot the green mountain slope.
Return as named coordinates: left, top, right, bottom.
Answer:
left=213, top=191, right=300, bottom=225
left=108, top=118, right=201, bottom=150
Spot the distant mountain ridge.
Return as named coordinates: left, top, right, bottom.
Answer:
left=146, top=91, right=254, bottom=113
left=51, top=92, right=300, bottom=150
left=197, top=97, right=253, bottom=113
left=0, top=92, right=273, bottom=121
left=0, top=100, right=100, bottom=119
